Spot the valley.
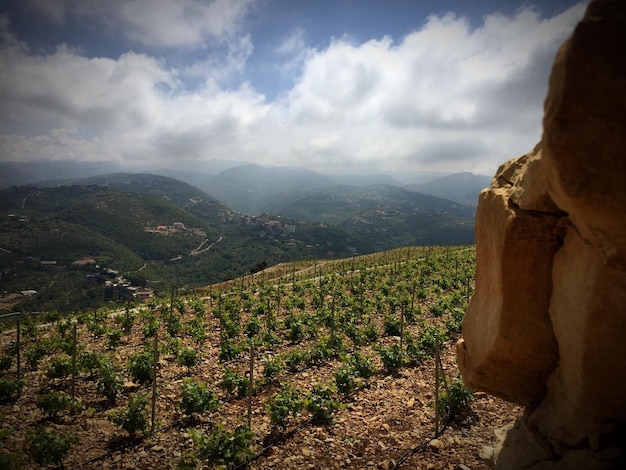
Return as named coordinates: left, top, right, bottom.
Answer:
left=0, top=165, right=482, bottom=314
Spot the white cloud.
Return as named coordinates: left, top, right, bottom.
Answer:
left=182, top=34, right=254, bottom=84
left=277, top=27, right=306, bottom=55
left=0, top=2, right=587, bottom=177
left=22, top=0, right=253, bottom=47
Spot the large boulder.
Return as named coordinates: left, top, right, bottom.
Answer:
left=457, top=145, right=563, bottom=408
left=457, top=0, right=626, bottom=466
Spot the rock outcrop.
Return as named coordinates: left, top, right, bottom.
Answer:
left=457, top=0, right=626, bottom=467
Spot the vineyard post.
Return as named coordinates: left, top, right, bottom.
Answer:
left=16, top=317, right=21, bottom=393
left=151, top=331, right=158, bottom=434
left=434, top=336, right=450, bottom=436
left=276, top=282, right=281, bottom=318
left=247, top=340, right=254, bottom=428
left=71, top=323, right=77, bottom=398
left=331, top=293, right=336, bottom=341
left=266, top=297, right=272, bottom=333
left=240, top=276, right=244, bottom=311
left=434, top=337, right=440, bottom=435
left=399, top=304, right=404, bottom=360
left=169, top=285, right=175, bottom=320
left=125, top=304, right=130, bottom=333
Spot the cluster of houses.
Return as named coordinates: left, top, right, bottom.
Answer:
left=144, top=221, right=206, bottom=237
left=104, top=279, right=153, bottom=303
left=259, top=219, right=298, bottom=246
left=34, top=257, right=154, bottom=303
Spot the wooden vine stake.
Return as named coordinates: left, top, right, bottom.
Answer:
left=247, top=341, right=254, bottom=428
left=71, top=323, right=77, bottom=398
left=434, top=337, right=440, bottom=435
left=16, top=318, right=21, bottom=396
left=399, top=305, right=405, bottom=360
left=151, top=331, right=158, bottom=434
left=433, top=336, right=450, bottom=436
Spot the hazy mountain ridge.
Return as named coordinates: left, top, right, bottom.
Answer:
left=405, top=172, right=491, bottom=207
left=0, top=166, right=478, bottom=312
left=0, top=159, right=488, bottom=211
left=273, top=184, right=473, bottom=223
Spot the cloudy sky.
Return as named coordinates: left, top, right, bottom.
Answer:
left=0, top=0, right=586, bottom=177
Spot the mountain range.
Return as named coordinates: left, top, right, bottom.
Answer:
left=0, top=160, right=486, bottom=313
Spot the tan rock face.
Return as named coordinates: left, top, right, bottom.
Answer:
left=457, top=147, right=563, bottom=408
left=458, top=0, right=626, bottom=464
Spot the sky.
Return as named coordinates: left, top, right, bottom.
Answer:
left=0, top=0, right=587, bottom=177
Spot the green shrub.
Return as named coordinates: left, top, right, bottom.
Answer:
left=46, top=355, right=73, bottom=380
left=141, top=313, right=160, bottom=338
left=96, top=357, right=122, bottom=403
left=26, top=426, right=77, bottom=467
left=383, top=314, right=401, bottom=336
left=0, top=377, right=23, bottom=401
left=436, top=377, right=474, bottom=421
left=177, top=348, right=200, bottom=370
left=184, top=424, right=253, bottom=469
left=344, top=324, right=365, bottom=347
left=405, top=325, right=446, bottom=362
left=244, top=316, right=260, bottom=338
left=185, top=317, right=207, bottom=344
left=109, top=393, right=149, bottom=436
left=268, top=383, right=302, bottom=432
left=334, top=366, right=357, bottom=398
left=128, top=350, right=154, bottom=385
left=262, top=356, right=283, bottom=383
left=219, top=367, right=242, bottom=395
left=362, top=322, right=379, bottom=342
left=236, top=376, right=256, bottom=399
left=349, top=351, right=376, bottom=379
left=87, top=309, right=108, bottom=338
left=288, top=318, right=306, bottom=343
left=284, top=349, right=307, bottom=373
left=107, top=329, right=123, bottom=348
left=37, top=390, right=81, bottom=418
left=25, top=342, right=51, bottom=369
left=77, top=350, right=102, bottom=375
left=165, top=314, right=182, bottom=337
left=163, top=336, right=182, bottom=358
left=179, top=378, right=220, bottom=417
left=0, top=354, right=12, bottom=371
left=218, top=336, right=241, bottom=362
left=304, top=384, right=342, bottom=423
left=376, top=344, right=403, bottom=375
left=116, top=308, right=135, bottom=334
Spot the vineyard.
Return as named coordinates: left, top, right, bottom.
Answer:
left=0, top=246, right=520, bottom=469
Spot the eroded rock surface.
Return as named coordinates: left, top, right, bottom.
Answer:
left=457, top=0, right=626, bottom=467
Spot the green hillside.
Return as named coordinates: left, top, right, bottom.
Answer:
left=272, top=184, right=475, bottom=251
left=0, top=175, right=475, bottom=313
left=0, top=181, right=362, bottom=313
